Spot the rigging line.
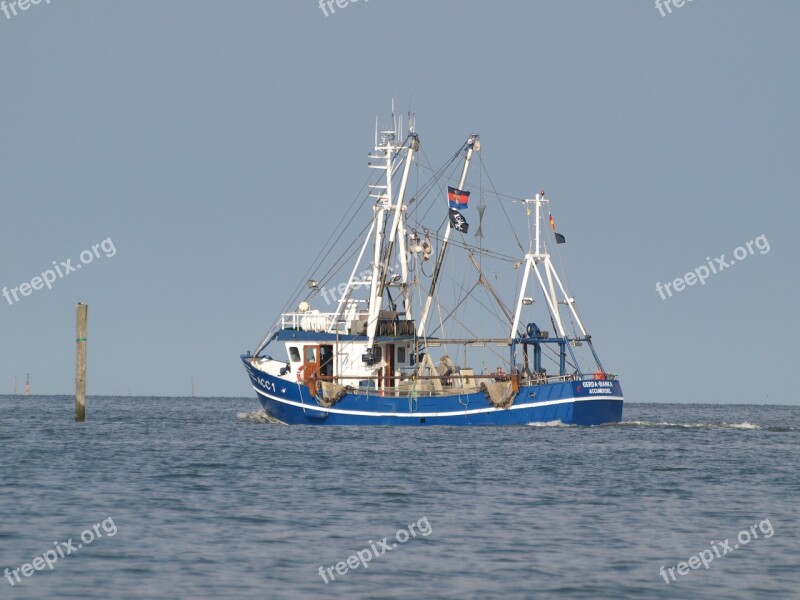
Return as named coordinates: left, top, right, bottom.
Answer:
left=546, top=238, right=577, bottom=338
left=262, top=136, right=410, bottom=336
left=540, top=232, right=580, bottom=340
left=413, top=155, right=528, bottom=218
left=451, top=267, right=471, bottom=368
left=416, top=141, right=467, bottom=206
left=413, top=146, right=465, bottom=226
left=309, top=134, right=417, bottom=294
left=477, top=284, right=510, bottom=332
left=427, top=274, right=508, bottom=338
left=320, top=133, right=411, bottom=264
left=527, top=203, right=534, bottom=253
left=551, top=222, right=583, bottom=338
left=477, top=157, right=485, bottom=258
left=433, top=310, right=510, bottom=365
left=310, top=219, right=374, bottom=292
left=461, top=178, right=530, bottom=204
left=511, top=253, right=524, bottom=325
left=412, top=252, right=430, bottom=349
left=411, top=161, right=458, bottom=199
left=412, top=228, right=520, bottom=263
left=407, top=145, right=461, bottom=212
left=541, top=343, right=578, bottom=372
left=467, top=250, right=515, bottom=326
left=538, top=342, right=578, bottom=374
left=291, top=212, right=375, bottom=304
left=253, top=175, right=375, bottom=353
left=483, top=190, right=529, bottom=203
left=302, top=171, right=374, bottom=279
left=436, top=297, right=447, bottom=358
left=256, top=136, right=432, bottom=354
left=477, top=153, right=525, bottom=253
left=279, top=172, right=374, bottom=306
left=548, top=311, right=559, bottom=342
left=319, top=211, right=375, bottom=272
left=430, top=278, right=482, bottom=339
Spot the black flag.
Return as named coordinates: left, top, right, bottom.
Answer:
left=448, top=208, right=469, bottom=233
left=555, top=232, right=566, bottom=244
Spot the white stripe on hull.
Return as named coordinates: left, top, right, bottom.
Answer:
left=253, top=386, right=623, bottom=419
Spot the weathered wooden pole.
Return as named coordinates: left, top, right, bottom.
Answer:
left=75, top=303, right=88, bottom=422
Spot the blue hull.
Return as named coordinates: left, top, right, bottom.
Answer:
left=242, top=358, right=623, bottom=426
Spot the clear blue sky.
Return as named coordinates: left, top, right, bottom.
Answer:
left=1, top=1, right=797, bottom=403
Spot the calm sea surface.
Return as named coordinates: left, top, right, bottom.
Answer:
left=0, top=396, right=797, bottom=599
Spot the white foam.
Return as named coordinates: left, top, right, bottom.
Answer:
left=236, top=410, right=284, bottom=424
left=725, top=421, right=762, bottom=430
left=618, top=420, right=763, bottom=430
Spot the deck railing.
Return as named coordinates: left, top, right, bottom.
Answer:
left=280, top=312, right=345, bottom=332
left=307, top=371, right=617, bottom=398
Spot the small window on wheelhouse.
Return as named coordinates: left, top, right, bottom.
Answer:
left=305, top=347, right=317, bottom=363
left=289, top=347, right=300, bottom=362
left=397, top=346, right=406, bottom=364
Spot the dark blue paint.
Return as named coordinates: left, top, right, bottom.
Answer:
left=242, top=357, right=623, bottom=426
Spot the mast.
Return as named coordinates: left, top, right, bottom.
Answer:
left=375, top=132, right=418, bottom=317
left=510, top=192, right=587, bottom=339
left=364, top=117, right=417, bottom=350
left=417, top=134, right=479, bottom=338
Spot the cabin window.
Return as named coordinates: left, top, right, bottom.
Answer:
left=305, top=347, right=317, bottom=363
left=289, top=347, right=300, bottom=363
left=397, top=346, right=406, bottom=364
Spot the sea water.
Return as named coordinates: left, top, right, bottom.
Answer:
left=0, top=396, right=797, bottom=599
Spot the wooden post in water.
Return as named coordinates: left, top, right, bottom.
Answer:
left=75, top=303, right=88, bottom=422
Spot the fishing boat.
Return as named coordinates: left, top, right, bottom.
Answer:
left=241, top=111, right=623, bottom=425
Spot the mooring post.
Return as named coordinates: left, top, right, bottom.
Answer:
left=75, top=303, right=88, bottom=422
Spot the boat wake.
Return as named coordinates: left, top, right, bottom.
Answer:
left=615, top=420, right=775, bottom=431
left=527, top=420, right=574, bottom=428
left=237, top=410, right=285, bottom=425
